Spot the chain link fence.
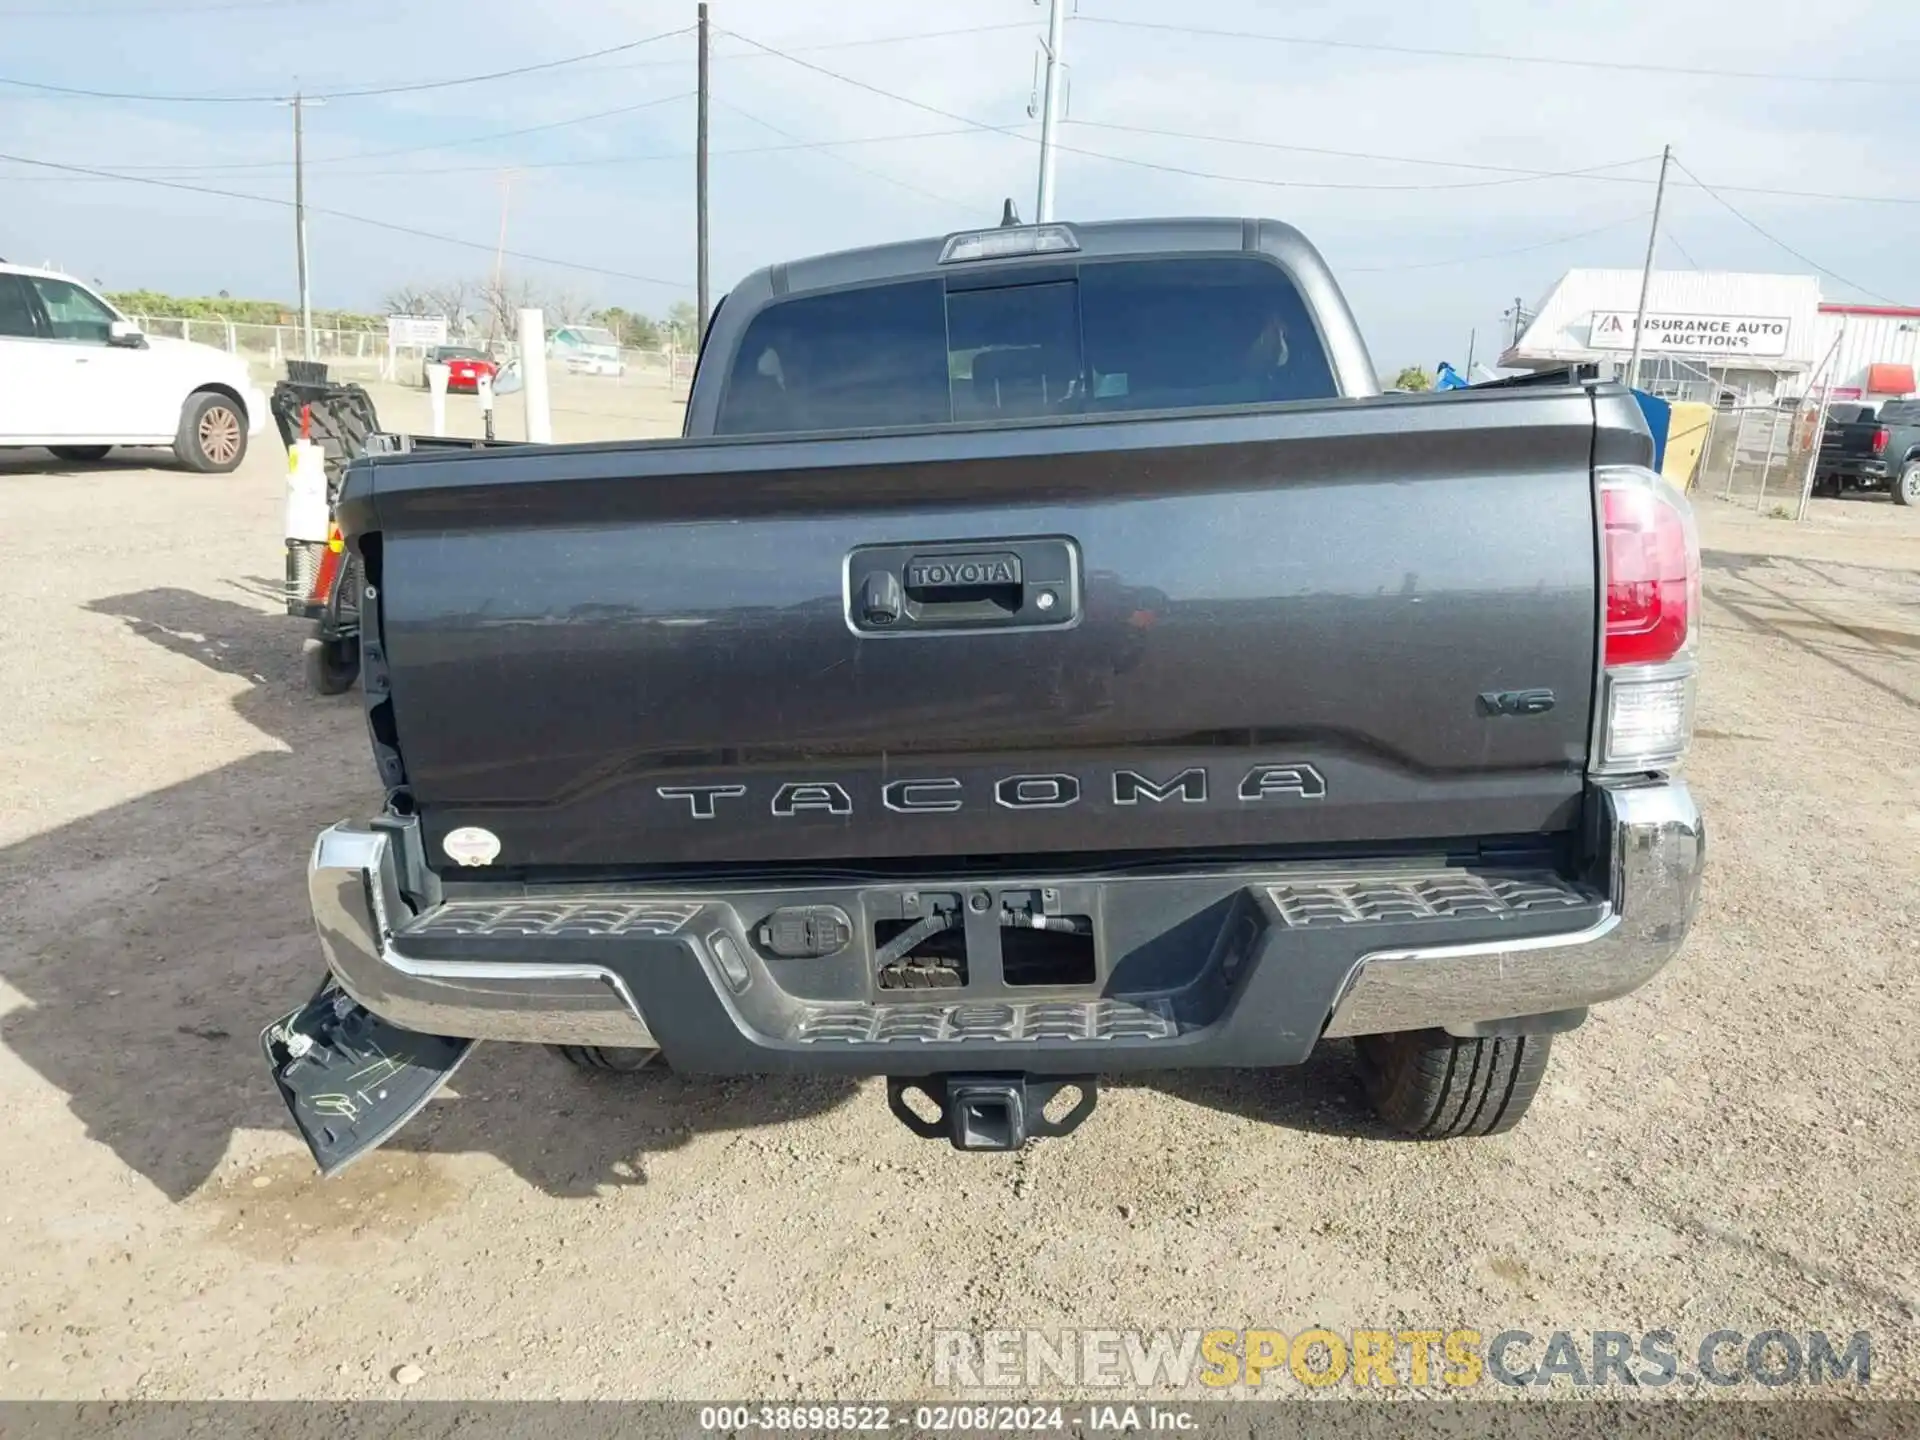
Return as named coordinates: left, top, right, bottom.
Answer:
left=1692, top=399, right=1826, bottom=517
left=129, top=316, right=384, bottom=382
left=132, top=316, right=699, bottom=401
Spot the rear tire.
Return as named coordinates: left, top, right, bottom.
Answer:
left=552, top=1045, right=662, bottom=1073
left=1895, top=461, right=1920, bottom=507
left=1354, top=1028, right=1552, bottom=1138
left=302, top=636, right=360, bottom=695
left=175, top=390, right=248, bottom=473
left=49, top=445, right=112, bottom=463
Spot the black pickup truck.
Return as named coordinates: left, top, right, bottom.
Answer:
left=265, top=217, right=1706, bottom=1168
left=1816, top=398, right=1920, bottom=503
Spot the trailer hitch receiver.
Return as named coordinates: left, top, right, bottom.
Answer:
left=886, top=1074, right=1097, bottom=1151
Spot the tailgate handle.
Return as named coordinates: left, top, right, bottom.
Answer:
left=846, top=537, right=1079, bottom=635
left=903, top=552, right=1024, bottom=617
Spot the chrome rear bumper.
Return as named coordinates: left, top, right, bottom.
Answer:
left=306, top=779, right=1703, bottom=1058
left=309, top=826, right=658, bottom=1048
left=1322, top=780, right=1704, bottom=1037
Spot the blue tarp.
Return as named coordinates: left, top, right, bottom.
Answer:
left=1631, top=390, right=1671, bottom=473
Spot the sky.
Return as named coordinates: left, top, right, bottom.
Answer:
left=3, top=0, right=1918, bottom=369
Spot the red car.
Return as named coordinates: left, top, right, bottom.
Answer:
left=422, top=345, right=496, bottom=393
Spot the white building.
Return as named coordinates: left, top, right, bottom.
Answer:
left=1811, top=304, right=1920, bottom=403
left=1500, top=268, right=1827, bottom=405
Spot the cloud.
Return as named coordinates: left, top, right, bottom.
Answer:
left=2, top=0, right=1915, bottom=363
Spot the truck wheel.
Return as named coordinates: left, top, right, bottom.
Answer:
left=551, top=1045, right=663, bottom=1073
left=1353, top=1028, right=1551, bottom=1138
left=49, top=445, right=112, bottom=463
left=302, top=636, right=360, bottom=695
left=1896, top=461, right=1920, bottom=507
left=175, top=390, right=248, bottom=473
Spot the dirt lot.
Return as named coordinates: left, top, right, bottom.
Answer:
left=0, top=433, right=1916, bottom=1406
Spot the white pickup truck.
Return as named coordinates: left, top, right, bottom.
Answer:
left=0, top=262, right=268, bottom=472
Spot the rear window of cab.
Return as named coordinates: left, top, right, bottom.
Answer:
left=715, top=256, right=1336, bottom=436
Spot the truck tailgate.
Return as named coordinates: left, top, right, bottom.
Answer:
left=348, top=387, right=1604, bottom=872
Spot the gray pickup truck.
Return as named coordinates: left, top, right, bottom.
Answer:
left=1816, top=399, right=1920, bottom=503
left=264, top=216, right=1706, bottom=1169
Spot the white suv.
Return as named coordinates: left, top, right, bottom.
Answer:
left=0, top=262, right=269, bottom=472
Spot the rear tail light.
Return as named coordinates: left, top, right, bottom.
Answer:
left=1595, top=466, right=1700, bottom=774
left=1602, top=473, right=1697, bottom=667
left=1872, top=426, right=1890, bottom=456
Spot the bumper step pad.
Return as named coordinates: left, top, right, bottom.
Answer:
left=262, top=984, right=474, bottom=1177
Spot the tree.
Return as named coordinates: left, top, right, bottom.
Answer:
left=383, top=280, right=477, bottom=335
left=104, top=288, right=380, bottom=330
left=664, top=299, right=699, bottom=350
left=1393, top=366, right=1434, bottom=391
left=592, top=306, right=661, bottom=348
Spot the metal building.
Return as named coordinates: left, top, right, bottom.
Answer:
left=1809, top=304, right=1920, bottom=402
left=1500, top=269, right=1825, bottom=405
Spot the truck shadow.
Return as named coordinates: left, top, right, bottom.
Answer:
left=0, top=586, right=854, bottom=1203
left=1135, top=1045, right=1402, bottom=1141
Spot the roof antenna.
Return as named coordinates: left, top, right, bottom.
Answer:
left=1000, top=198, right=1022, bottom=228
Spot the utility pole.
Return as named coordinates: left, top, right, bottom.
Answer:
left=492, top=169, right=517, bottom=298
left=490, top=168, right=518, bottom=346
left=280, top=88, right=324, bottom=363
left=1624, top=144, right=1672, bottom=392
left=696, top=1, right=710, bottom=336
left=1034, top=0, right=1067, bottom=221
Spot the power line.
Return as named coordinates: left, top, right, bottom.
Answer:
left=1066, top=119, right=1655, bottom=179
left=33, top=103, right=1920, bottom=209
left=718, top=27, right=1026, bottom=140
left=0, top=126, right=1015, bottom=185
left=1663, top=226, right=1702, bottom=270
left=709, top=97, right=983, bottom=216
left=0, top=0, right=349, bottom=12
left=66, top=91, right=698, bottom=174
left=1344, top=215, right=1648, bottom=273
left=42, top=100, right=1920, bottom=209
left=1670, top=155, right=1900, bottom=303
left=585, top=20, right=1038, bottom=73
left=0, top=23, right=691, bottom=103
left=1048, top=134, right=1659, bottom=194
left=1661, top=178, right=1920, bottom=207
left=1074, top=15, right=1914, bottom=87
left=1057, top=124, right=1661, bottom=193
left=1044, top=118, right=1920, bottom=207
left=0, top=150, right=690, bottom=289
left=721, top=27, right=1661, bottom=197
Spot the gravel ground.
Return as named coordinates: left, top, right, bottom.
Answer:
left=0, top=437, right=1915, bottom=1408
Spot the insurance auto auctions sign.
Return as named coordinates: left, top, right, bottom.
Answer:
left=1589, top=310, right=1790, bottom=357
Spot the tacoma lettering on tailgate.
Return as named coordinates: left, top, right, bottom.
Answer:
left=655, top=765, right=1326, bottom=819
